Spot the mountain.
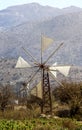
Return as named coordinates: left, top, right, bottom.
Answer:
left=0, top=3, right=82, bottom=84
left=0, top=10, right=82, bottom=65
left=0, top=3, right=82, bottom=28
left=0, top=3, right=82, bottom=66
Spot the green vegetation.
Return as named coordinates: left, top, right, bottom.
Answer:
left=53, top=81, right=82, bottom=120
left=0, top=118, right=82, bottom=130
left=0, top=81, right=82, bottom=129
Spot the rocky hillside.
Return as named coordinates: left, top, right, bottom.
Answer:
left=0, top=3, right=82, bottom=90
left=0, top=3, right=82, bottom=29
left=0, top=11, right=82, bottom=65
left=0, top=58, right=82, bottom=85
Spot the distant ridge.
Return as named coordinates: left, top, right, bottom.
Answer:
left=0, top=3, right=82, bottom=28
left=0, top=3, right=82, bottom=65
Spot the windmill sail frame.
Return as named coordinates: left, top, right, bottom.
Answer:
left=15, top=35, right=71, bottom=115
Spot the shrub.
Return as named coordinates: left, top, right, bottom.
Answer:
left=62, top=119, right=77, bottom=130
left=53, top=81, right=82, bottom=117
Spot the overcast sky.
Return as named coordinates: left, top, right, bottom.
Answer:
left=0, top=0, right=82, bottom=10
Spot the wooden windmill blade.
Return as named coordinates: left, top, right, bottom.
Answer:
left=15, top=56, right=40, bottom=94
left=49, top=64, right=71, bottom=87
left=22, top=47, right=39, bottom=65
left=44, top=42, right=64, bottom=64
left=22, top=67, right=41, bottom=91
left=49, top=62, right=57, bottom=77
left=49, top=65, right=71, bottom=77
left=30, top=81, right=42, bottom=99
left=15, top=56, right=31, bottom=68
left=16, top=67, right=40, bottom=99
left=41, top=35, right=54, bottom=52
left=49, top=71, right=64, bottom=87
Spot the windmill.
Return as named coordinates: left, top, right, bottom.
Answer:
left=15, top=35, right=71, bottom=115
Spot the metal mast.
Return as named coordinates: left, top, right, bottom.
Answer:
left=42, top=68, right=52, bottom=114
left=40, top=34, right=52, bottom=114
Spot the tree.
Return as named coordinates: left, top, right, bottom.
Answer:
left=0, top=84, right=14, bottom=112
left=53, top=81, right=82, bottom=117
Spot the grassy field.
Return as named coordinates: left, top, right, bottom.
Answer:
left=0, top=117, right=82, bottom=130
left=0, top=104, right=82, bottom=130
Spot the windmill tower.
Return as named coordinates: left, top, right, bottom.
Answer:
left=15, top=35, right=71, bottom=115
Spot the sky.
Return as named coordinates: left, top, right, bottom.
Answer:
left=0, top=0, right=82, bottom=10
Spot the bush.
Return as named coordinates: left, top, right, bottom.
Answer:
left=53, top=81, right=82, bottom=117
left=62, top=119, right=77, bottom=130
